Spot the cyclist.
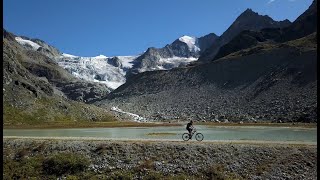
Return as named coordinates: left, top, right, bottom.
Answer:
left=186, top=120, right=194, bottom=139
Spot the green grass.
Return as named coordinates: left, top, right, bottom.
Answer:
left=3, top=96, right=116, bottom=128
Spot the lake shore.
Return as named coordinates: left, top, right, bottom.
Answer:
left=3, top=138, right=317, bottom=179
left=3, top=121, right=317, bottom=129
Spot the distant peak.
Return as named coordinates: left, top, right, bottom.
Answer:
left=92, top=55, right=108, bottom=60
left=241, top=8, right=259, bottom=16
left=281, top=19, right=291, bottom=23
left=179, top=35, right=196, bottom=42
left=178, top=35, right=200, bottom=52
left=244, top=8, right=253, bottom=12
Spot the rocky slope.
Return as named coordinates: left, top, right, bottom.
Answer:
left=14, top=35, right=61, bottom=59
left=3, top=138, right=317, bottom=179
left=213, top=28, right=283, bottom=60
left=94, top=33, right=317, bottom=122
left=197, top=8, right=291, bottom=63
left=3, top=29, right=117, bottom=125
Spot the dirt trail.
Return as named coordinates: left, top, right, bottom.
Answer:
left=3, top=136, right=316, bottom=146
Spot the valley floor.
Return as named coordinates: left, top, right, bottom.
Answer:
left=3, top=138, right=317, bottom=179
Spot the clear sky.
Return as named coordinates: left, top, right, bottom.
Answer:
left=4, top=0, right=313, bottom=57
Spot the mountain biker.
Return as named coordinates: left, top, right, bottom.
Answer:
left=186, top=120, right=194, bottom=139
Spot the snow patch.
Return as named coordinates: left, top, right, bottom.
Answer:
left=93, top=55, right=108, bottom=59
left=178, top=35, right=200, bottom=52
left=138, top=56, right=198, bottom=73
left=62, top=53, right=79, bottom=58
left=111, top=106, right=147, bottom=122
left=15, top=37, right=41, bottom=50
left=95, top=80, right=124, bottom=90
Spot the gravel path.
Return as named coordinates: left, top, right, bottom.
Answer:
left=3, top=136, right=317, bottom=145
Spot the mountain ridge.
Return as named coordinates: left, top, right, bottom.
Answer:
left=197, top=8, right=292, bottom=63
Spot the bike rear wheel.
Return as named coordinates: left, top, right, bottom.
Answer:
left=182, top=133, right=190, bottom=141
left=195, top=133, right=204, bottom=141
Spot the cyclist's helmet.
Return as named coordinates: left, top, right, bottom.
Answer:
left=190, top=120, right=193, bottom=124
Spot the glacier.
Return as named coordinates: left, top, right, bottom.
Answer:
left=57, top=53, right=137, bottom=90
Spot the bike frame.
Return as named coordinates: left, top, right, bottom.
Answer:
left=190, top=128, right=197, bottom=136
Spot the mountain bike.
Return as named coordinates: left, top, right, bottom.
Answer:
left=182, top=127, right=204, bottom=141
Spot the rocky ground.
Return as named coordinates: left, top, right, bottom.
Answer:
left=95, top=34, right=317, bottom=123
left=3, top=138, right=317, bottom=179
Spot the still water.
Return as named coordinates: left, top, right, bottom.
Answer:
left=3, top=125, right=317, bottom=143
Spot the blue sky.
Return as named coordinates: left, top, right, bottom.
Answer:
left=4, top=0, right=313, bottom=57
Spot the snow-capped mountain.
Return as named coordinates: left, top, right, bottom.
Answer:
left=129, top=34, right=218, bottom=75
left=14, top=33, right=218, bottom=90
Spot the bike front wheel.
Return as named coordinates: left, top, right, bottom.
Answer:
left=182, top=133, right=190, bottom=141
left=195, top=133, right=204, bottom=141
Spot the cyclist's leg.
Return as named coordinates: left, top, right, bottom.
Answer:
left=187, top=129, right=192, bottom=138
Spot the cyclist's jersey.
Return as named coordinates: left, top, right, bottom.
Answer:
left=186, top=123, right=192, bottom=130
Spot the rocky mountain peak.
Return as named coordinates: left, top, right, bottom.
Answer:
left=240, top=8, right=257, bottom=16
left=197, top=8, right=292, bottom=62
left=278, top=0, right=317, bottom=42
left=233, top=8, right=290, bottom=29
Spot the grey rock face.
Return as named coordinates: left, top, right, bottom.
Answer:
left=198, top=33, right=219, bottom=53
left=107, top=57, right=122, bottom=68
left=32, top=39, right=62, bottom=59
left=55, top=81, right=111, bottom=103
